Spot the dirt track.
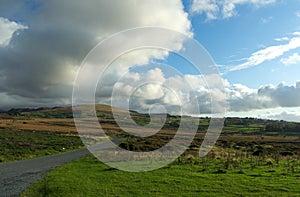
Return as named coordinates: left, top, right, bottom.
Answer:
left=0, top=148, right=90, bottom=196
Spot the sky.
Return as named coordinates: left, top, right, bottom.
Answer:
left=0, top=0, right=300, bottom=122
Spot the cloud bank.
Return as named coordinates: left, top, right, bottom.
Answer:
left=0, top=0, right=191, bottom=109
left=102, top=66, right=300, bottom=119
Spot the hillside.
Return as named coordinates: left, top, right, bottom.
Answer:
left=1, top=104, right=300, bottom=162
left=1, top=105, right=300, bottom=196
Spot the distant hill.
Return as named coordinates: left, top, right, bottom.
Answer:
left=6, top=107, right=58, bottom=116
left=2, top=105, right=300, bottom=127
left=2, top=104, right=128, bottom=118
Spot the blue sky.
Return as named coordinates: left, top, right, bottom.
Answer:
left=179, top=0, right=300, bottom=88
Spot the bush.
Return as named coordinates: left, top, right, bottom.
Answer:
left=252, top=150, right=263, bottom=156
left=280, top=151, right=293, bottom=156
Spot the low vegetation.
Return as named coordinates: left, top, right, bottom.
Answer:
left=1, top=105, right=300, bottom=195
left=0, top=129, right=83, bottom=162
left=22, top=154, right=300, bottom=196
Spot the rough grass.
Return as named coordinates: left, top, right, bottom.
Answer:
left=0, top=129, right=83, bottom=162
left=22, top=155, right=300, bottom=196
left=2, top=108, right=300, bottom=196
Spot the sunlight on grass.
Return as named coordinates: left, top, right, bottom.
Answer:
left=22, top=155, right=300, bottom=196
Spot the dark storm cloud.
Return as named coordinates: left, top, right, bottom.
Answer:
left=0, top=0, right=191, bottom=109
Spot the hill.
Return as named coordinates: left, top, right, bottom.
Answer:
left=1, top=105, right=300, bottom=196
left=1, top=104, right=300, bottom=162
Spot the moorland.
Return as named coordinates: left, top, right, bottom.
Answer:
left=1, top=105, right=300, bottom=196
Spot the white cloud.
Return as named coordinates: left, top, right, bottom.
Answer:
left=267, top=110, right=300, bottom=122
left=293, top=32, right=300, bottom=36
left=222, top=0, right=275, bottom=18
left=0, top=17, right=27, bottom=46
left=296, top=11, right=300, bottom=18
left=275, top=37, right=289, bottom=41
left=190, top=0, right=276, bottom=20
left=229, top=33, right=300, bottom=71
left=215, top=80, right=300, bottom=114
left=0, top=0, right=192, bottom=109
left=280, top=53, right=300, bottom=65
left=190, top=0, right=219, bottom=20
left=104, top=63, right=300, bottom=122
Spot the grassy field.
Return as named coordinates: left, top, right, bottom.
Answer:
left=0, top=109, right=85, bottom=162
left=1, top=105, right=300, bottom=196
left=22, top=155, right=300, bottom=196
left=0, top=129, right=83, bottom=162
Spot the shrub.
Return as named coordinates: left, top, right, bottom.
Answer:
left=280, top=151, right=293, bottom=156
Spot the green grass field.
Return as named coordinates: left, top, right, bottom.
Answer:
left=0, top=129, right=83, bottom=162
left=1, top=107, right=300, bottom=196
left=22, top=155, right=300, bottom=196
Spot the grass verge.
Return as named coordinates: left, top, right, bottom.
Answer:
left=22, top=155, right=300, bottom=196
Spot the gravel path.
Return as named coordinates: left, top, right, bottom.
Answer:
left=0, top=148, right=90, bottom=196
